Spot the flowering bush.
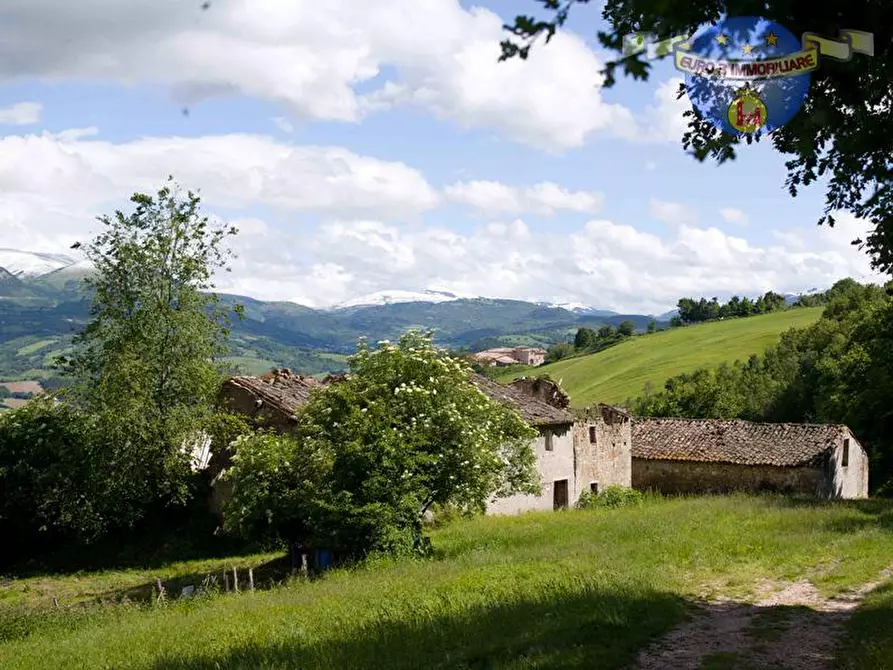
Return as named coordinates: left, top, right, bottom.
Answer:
left=224, top=330, right=539, bottom=557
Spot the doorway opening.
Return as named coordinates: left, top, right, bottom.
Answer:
left=553, top=479, right=569, bottom=510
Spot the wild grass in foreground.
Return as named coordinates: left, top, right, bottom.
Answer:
left=1, top=495, right=891, bottom=669
left=842, top=582, right=893, bottom=669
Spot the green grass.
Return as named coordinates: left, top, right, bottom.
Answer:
left=496, top=309, right=823, bottom=406
left=14, top=338, right=57, bottom=356
left=220, top=356, right=279, bottom=375
left=841, top=582, right=893, bottom=669
left=0, top=553, right=284, bottom=611
left=1, top=495, right=891, bottom=669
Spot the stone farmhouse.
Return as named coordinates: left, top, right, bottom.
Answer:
left=631, top=418, right=868, bottom=499
left=214, top=370, right=869, bottom=513
left=219, top=369, right=322, bottom=433
left=471, top=346, right=546, bottom=368
left=216, top=369, right=631, bottom=514
left=471, top=376, right=632, bottom=513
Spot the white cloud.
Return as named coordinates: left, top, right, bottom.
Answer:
left=720, top=207, right=749, bottom=226
left=0, top=131, right=440, bottom=247
left=649, top=198, right=697, bottom=226
left=272, top=117, right=294, bottom=133
left=627, top=77, right=692, bottom=143
left=0, top=0, right=637, bottom=151
left=445, top=180, right=603, bottom=216
left=0, top=127, right=882, bottom=314
left=0, top=101, right=42, bottom=125
left=208, top=213, right=883, bottom=313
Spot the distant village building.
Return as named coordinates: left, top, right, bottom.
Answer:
left=471, top=346, right=546, bottom=368
left=631, top=418, right=869, bottom=499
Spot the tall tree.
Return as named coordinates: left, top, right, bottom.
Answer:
left=574, top=326, right=597, bottom=349
left=61, top=178, right=241, bottom=502
left=501, top=1, right=893, bottom=273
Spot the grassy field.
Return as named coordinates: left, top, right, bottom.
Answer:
left=1, top=495, right=891, bottom=669
left=497, top=308, right=823, bottom=406
left=843, top=582, right=893, bottom=669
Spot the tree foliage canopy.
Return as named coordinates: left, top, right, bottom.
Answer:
left=501, top=1, right=893, bottom=272
left=224, top=330, right=540, bottom=556
left=60, top=178, right=241, bottom=505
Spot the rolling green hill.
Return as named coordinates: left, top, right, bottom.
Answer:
left=496, top=308, right=824, bottom=406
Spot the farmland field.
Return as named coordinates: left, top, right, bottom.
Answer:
left=497, top=308, right=824, bottom=406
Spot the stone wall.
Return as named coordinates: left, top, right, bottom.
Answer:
left=487, top=423, right=577, bottom=514
left=507, top=377, right=570, bottom=409
left=574, top=406, right=632, bottom=493
left=218, top=383, right=296, bottom=433
left=828, top=431, right=870, bottom=499
left=631, top=458, right=825, bottom=496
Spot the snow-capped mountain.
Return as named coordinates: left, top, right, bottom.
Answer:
left=537, top=301, right=618, bottom=316
left=331, top=289, right=479, bottom=310
left=0, top=248, right=79, bottom=278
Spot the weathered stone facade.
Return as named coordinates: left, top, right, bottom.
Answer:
left=573, top=405, right=632, bottom=494
left=632, top=459, right=826, bottom=496
left=486, top=423, right=578, bottom=514
left=507, top=377, right=570, bottom=410
left=631, top=418, right=869, bottom=499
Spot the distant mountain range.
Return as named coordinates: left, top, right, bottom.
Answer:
left=0, top=248, right=839, bottom=382
left=0, top=249, right=673, bottom=381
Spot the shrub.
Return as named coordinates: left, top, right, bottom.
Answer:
left=225, top=330, right=540, bottom=559
left=575, top=486, right=645, bottom=510
left=0, top=400, right=139, bottom=561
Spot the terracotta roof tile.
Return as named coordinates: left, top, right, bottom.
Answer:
left=632, top=417, right=850, bottom=467
left=223, top=369, right=574, bottom=427
left=223, top=372, right=322, bottom=417
left=471, top=373, right=574, bottom=426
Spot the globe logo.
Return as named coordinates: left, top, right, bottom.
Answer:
left=667, top=17, right=875, bottom=137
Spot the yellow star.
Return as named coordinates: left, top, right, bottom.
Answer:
left=766, top=32, right=779, bottom=46
left=716, top=33, right=729, bottom=45
left=679, top=41, right=691, bottom=51
left=742, top=43, right=753, bottom=55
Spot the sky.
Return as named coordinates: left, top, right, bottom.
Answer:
left=0, top=0, right=884, bottom=314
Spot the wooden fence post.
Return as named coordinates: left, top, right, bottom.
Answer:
left=232, top=566, right=239, bottom=593
left=52, top=596, right=59, bottom=609
left=154, top=579, right=165, bottom=603
left=248, top=568, right=254, bottom=591
left=223, top=571, right=230, bottom=592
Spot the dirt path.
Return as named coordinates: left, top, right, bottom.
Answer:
left=635, top=567, right=892, bottom=670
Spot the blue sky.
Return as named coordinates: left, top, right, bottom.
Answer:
left=0, top=0, right=880, bottom=313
